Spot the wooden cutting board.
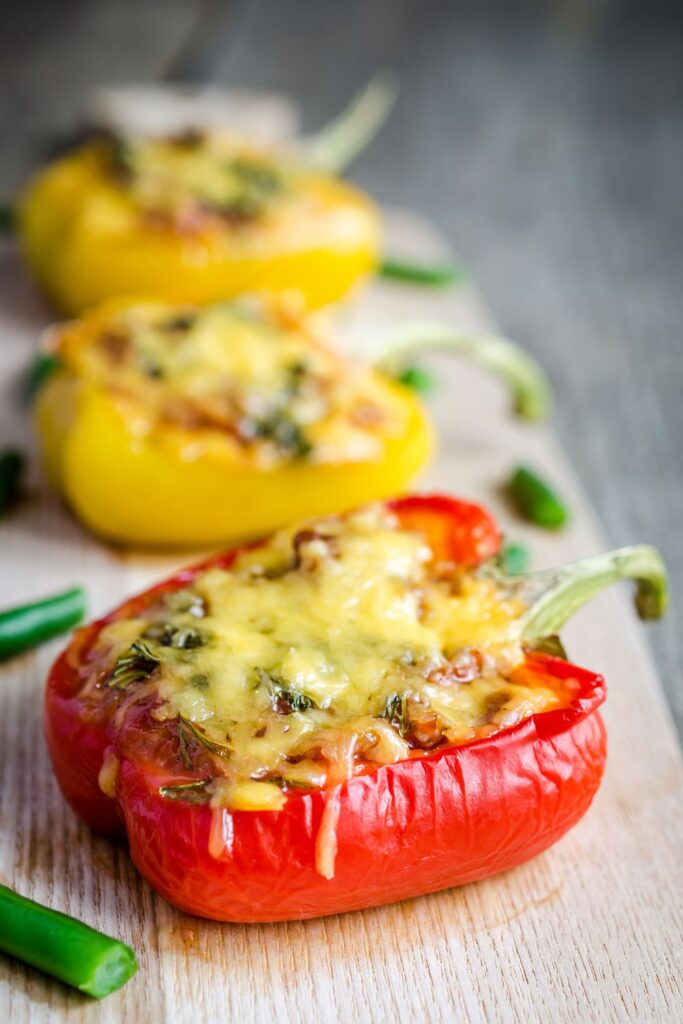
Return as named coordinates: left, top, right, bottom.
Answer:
left=0, top=172, right=681, bottom=1022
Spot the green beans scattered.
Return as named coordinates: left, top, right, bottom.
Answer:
left=499, top=541, right=531, bottom=575
left=378, top=258, right=464, bottom=287
left=0, top=450, right=25, bottom=515
left=0, top=885, right=138, bottom=998
left=507, top=466, right=569, bottom=529
left=395, top=363, right=436, bottom=394
left=0, top=586, right=86, bottom=660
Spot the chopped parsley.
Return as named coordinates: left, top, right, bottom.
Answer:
left=142, top=623, right=206, bottom=649
left=380, top=693, right=409, bottom=735
left=256, top=669, right=317, bottom=714
left=108, top=640, right=160, bottom=690
left=254, top=413, right=312, bottom=459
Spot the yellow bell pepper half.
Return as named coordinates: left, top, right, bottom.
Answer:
left=18, top=135, right=380, bottom=315
left=34, top=298, right=432, bottom=548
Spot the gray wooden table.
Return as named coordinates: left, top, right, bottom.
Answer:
left=1, top=0, right=681, bottom=734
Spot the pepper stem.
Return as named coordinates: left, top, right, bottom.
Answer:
left=513, top=546, right=668, bottom=643
left=302, top=75, right=399, bottom=172
left=371, top=322, right=551, bottom=421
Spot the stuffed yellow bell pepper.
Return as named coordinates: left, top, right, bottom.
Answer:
left=18, top=128, right=380, bottom=315
left=33, top=297, right=549, bottom=548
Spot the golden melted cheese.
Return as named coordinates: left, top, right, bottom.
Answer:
left=55, top=299, right=407, bottom=467
left=92, top=505, right=562, bottom=810
left=107, top=133, right=291, bottom=228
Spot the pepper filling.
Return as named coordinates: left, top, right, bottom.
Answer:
left=78, top=504, right=577, bottom=812
left=104, top=132, right=288, bottom=231
left=54, top=299, right=408, bottom=467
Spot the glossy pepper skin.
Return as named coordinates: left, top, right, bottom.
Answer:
left=44, top=496, right=607, bottom=922
left=17, top=144, right=380, bottom=315
left=34, top=301, right=433, bottom=548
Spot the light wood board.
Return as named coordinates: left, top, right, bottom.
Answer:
left=0, top=202, right=681, bottom=1021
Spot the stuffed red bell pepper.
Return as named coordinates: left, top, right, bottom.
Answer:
left=44, top=495, right=667, bottom=922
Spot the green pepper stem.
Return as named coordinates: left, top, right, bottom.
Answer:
left=302, top=75, right=399, bottom=172
left=371, top=322, right=552, bottom=421
left=514, top=545, right=668, bottom=642
left=0, top=885, right=138, bottom=998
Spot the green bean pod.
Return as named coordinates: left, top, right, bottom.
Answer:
left=395, top=363, right=437, bottom=393
left=508, top=466, right=569, bottom=529
left=0, top=885, right=137, bottom=998
left=0, top=586, right=86, bottom=660
left=378, top=258, right=463, bottom=286
left=499, top=541, right=531, bottom=575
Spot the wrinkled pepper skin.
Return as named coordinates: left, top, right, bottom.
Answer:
left=18, top=147, right=380, bottom=314
left=45, top=496, right=606, bottom=922
left=35, top=371, right=432, bottom=549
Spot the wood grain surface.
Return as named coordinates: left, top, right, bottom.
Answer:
left=0, top=190, right=681, bottom=1021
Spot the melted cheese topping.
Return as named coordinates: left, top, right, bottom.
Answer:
left=103, top=133, right=298, bottom=230
left=90, top=505, right=563, bottom=810
left=93, top=128, right=348, bottom=237
left=55, top=299, right=407, bottom=467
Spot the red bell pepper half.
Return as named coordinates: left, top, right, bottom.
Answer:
left=44, top=495, right=666, bottom=922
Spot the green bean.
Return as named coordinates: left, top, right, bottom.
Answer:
left=0, top=885, right=137, bottom=998
left=507, top=466, right=569, bottom=529
left=378, top=258, right=464, bottom=287
left=395, top=364, right=437, bottom=394
left=499, top=541, right=531, bottom=575
left=0, top=586, right=86, bottom=660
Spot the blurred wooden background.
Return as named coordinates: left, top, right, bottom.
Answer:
left=1, top=0, right=681, bottom=734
